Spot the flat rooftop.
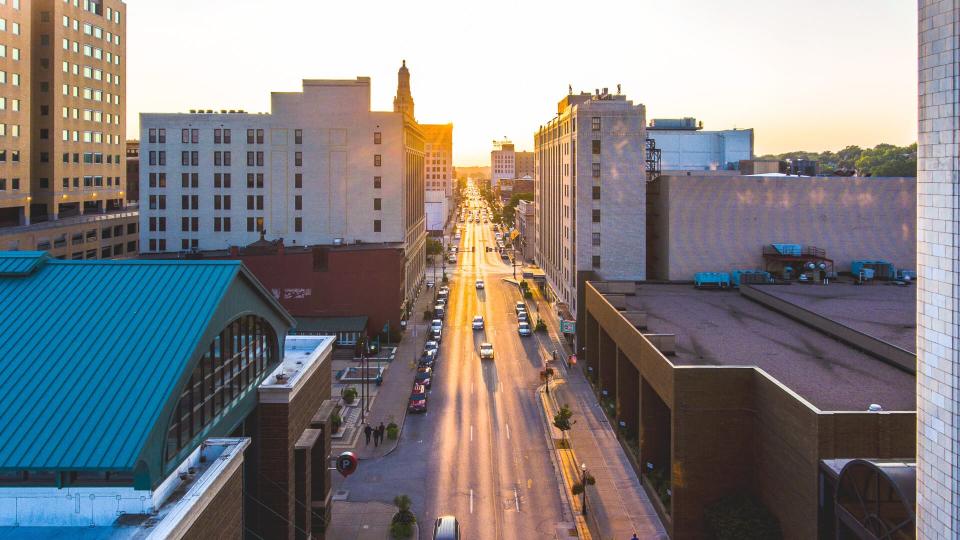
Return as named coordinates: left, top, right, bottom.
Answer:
left=622, top=284, right=915, bottom=411
left=757, top=283, right=916, bottom=352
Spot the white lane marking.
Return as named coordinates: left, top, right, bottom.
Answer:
left=506, top=423, right=511, bottom=440
left=514, top=488, right=520, bottom=511
left=470, top=425, right=474, bottom=442
left=470, top=489, right=474, bottom=514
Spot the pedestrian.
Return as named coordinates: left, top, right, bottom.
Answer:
left=631, top=534, right=638, bottom=540
left=363, top=424, right=373, bottom=446
left=378, top=422, right=386, bottom=445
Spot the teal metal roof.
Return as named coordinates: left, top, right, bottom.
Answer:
left=0, top=251, right=49, bottom=276
left=0, top=252, right=292, bottom=474
left=294, top=316, right=368, bottom=333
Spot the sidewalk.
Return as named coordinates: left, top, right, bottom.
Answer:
left=532, top=281, right=667, bottom=539
left=326, top=501, right=419, bottom=540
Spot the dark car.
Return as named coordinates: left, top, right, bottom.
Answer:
left=419, top=349, right=437, bottom=368
left=408, top=384, right=428, bottom=413
left=433, top=515, right=460, bottom=540
left=416, top=366, right=434, bottom=389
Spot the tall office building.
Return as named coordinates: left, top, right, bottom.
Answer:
left=917, top=0, right=960, bottom=536
left=0, top=0, right=30, bottom=228
left=31, top=0, right=126, bottom=221
left=534, top=88, right=646, bottom=332
left=422, top=122, right=452, bottom=232
left=140, top=68, right=426, bottom=310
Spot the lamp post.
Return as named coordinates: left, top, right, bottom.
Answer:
left=580, top=463, right=589, bottom=518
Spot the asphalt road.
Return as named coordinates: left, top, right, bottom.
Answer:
left=339, top=191, right=567, bottom=539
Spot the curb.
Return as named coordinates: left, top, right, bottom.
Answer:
left=537, top=382, right=591, bottom=539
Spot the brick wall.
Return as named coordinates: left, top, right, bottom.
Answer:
left=182, top=465, right=244, bottom=540
left=647, top=175, right=916, bottom=281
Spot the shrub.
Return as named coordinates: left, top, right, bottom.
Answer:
left=535, top=319, right=547, bottom=332
left=387, top=422, right=399, bottom=440
left=523, top=290, right=533, bottom=299
left=390, top=494, right=416, bottom=538
left=342, top=387, right=358, bottom=405
left=331, top=413, right=342, bottom=433
left=705, top=494, right=781, bottom=540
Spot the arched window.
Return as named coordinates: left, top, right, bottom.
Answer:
left=165, top=315, right=278, bottom=463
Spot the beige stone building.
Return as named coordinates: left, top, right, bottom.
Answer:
left=0, top=205, right=137, bottom=258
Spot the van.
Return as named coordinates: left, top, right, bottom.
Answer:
left=433, top=515, right=460, bottom=540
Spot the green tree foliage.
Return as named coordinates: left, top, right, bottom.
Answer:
left=502, top=192, right=534, bottom=225
left=759, top=143, right=916, bottom=177
left=426, top=238, right=443, bottom=256
left=553, top=404, right=575, bottom=443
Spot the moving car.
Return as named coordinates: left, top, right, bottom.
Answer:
left=433, top=516, right=460, bottom=540
left=475, top=279, right=484, bottom=289
left=479, top=342, right=494, bottom=360
left=472, top=315, right=484, bottom=330
left=518, top=321, right=532, bottom=336
left=416, top=366, right=434, bottom=388
left=515, top=301, right=526, bottom=314
left=448, top=255, right=457, bottom=264
left=517, top=311, right=529, bottom=323
left=408, top=384, right=428, bottom=413
left=426, top=279, right=435, bottom=288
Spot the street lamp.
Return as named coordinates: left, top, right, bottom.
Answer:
left=580, top=463, right=589, bottom=518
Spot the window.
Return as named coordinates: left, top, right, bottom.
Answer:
left=374, top=176, right=381, bottom=189
left=191, top=129, right=199, bottom=144
left=373, top=198, right=381, bottom=211
left=223, top=129, right=231, bottom=144
left=214, top=129, right=222, bottom=144
left=592, top=163, right=601, bottom=178
left=592, top=140, right=601, bottom=155
left=246, top=151, right=254, bottom=166
left=295, top=195, right=302, bottom=210
left=214, top=151, right=222, bottom=166
left=592, top=209, right=600, bottom=223
left=592, top=256, right=601, bottom=268
left=214, top=217, right=221, bottom=232
left=148, top=128, right=156, bottom=144
left=374, top=155, right=381, bottom=167
left=591, top=117, right=601, bottom=131
left=191, top=151, right=198, bottom=166
left=246, top=129, right=254, bottom=144
left=374, top=132, right=381, bottom=144
left=223, top=217, right=231, bottom=231
left=592, top=233, right=601, bottom=246
left=295, top=152, right=302, bottom=167
left=294, top=217, right=302, bottom=232
left=247, top=217, right=255, bottom=232
left=181, top=129, right=189, bottom=143
left=592, top=186, right=601, bottom=200
left=294, top=173, right=302, bottom=189
left=256, top=152, right=263, bottom=167
left=256, top=129, right=264, bottom=144
left=294, top=129, right=302, bottom=145
left=373, top=220, right=381, bottom=232
left=159, top=129, right=166, bottom=143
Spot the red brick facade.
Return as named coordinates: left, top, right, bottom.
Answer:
left=182, top=465, right=244, bottom=540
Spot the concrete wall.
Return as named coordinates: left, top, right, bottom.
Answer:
left=647, top=174, right=916, bottom=281
left=648, top=129, right=752, bottom=171
left=916, top=0, right=960, bottom=535
left=583, top=282, right=916, bottom=539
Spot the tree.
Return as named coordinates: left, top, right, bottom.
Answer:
left=390, top=494, right=416, bottom=538
left=426, top=238, right=443, bottom=256
left=553, top=404, right=575, bottom=447
left=758, top=143, right=915, bottom=177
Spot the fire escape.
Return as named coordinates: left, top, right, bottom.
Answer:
left=645, top=138, right=662, bottom=181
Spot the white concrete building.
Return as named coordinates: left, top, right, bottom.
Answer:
left=534, top=89, right=646, bottom=328
left=139, top=74, right=426, bottom=304
left=647, top=117, right=753, bottom=171
left=422, top=123, right=453, bottom=232
left=491, top=139, right=516, bottom=188
left=917, top=0, right=960, bottom=536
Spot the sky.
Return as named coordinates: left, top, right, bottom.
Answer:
left=125, top=0, right=917, bottom=166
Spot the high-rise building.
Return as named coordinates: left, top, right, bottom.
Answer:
left=514, top=149, right=534, bottom=178
left=31, top=0, right=126, bottom=221
left=917, top=0, right=960, bottom=536
left=0, top=0, right=30, bottom=228
left=140, top=68, right=426, bottom=311
left=491, top=138, right=515, bottom=188
left=422, top=122, right=452, bottom=232
left=534, top=88, right=646, bottom=338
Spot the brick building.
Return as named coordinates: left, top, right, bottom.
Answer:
left=582, top=281, right=915, bottom=538
left=0, top=252, right=334, bottom=539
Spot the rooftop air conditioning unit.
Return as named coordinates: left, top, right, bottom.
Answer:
left=333, top=238, right=343, bottom=246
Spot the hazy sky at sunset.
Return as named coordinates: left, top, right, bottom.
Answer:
left=126, top=0, right=916, bottom=165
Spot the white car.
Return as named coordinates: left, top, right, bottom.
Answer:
left=475, top=279, right=484, bottom=289
left=479, top=342, right=494, bottom=360
left=426, top=280, right=435, bottom=288
left=448, top=255, right=457, bottom=264
left=431, top=319, right=443, bottom=332
left=517, top=310, right=529, bottom=323
left=472, top=315, right=484, bottom=330
left=518, top=321, right=532, bottom=336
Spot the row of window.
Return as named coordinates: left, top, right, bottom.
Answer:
left=0, top=70, right=21, bottom=87
left=146, top=172, right=386, bottom=192
left=61, top=130, right=119, bottom=145
left=61, top=106, right=121, bottom=126
left=145, top=217, right=385, bottom=244
left=0, top=177, right=20, bottom=190
left=62, top=83, right=122, bottom=106
left=59, top=175, right=120, bottom=189
left=0, top=18, right=21, bottom=36
left=146, top=150, right=303, bottom=167
left=0, top=44, right=21, bottom=61
left=60, top=152, right=122, bottom=164
left=60, top=3, right=121, bottom=36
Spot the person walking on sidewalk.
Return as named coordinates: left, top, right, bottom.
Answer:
left=631, top=534, right=639, bottom=540
left=377, top=422, right=386, bottom=446
left=363, top=424, right=373, bottom=446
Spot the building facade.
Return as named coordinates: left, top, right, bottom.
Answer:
left=0, top=204, right=136, bottom=258
left=0, top=0, right=125, bottom=229
left=491, top=138, right=515, bottom=188
left=534, top=89, right=647, bottom=324
left=916, top=0, right=960, bottom=536
left=422, top=122, right=452, bottom=232
left=515, top=149, right=534, bottom=178
left=140, top=69, right=426, bottom=313
left=647, top=117, right=752, bottom=171
left=514, top=198, right=535, bottom=263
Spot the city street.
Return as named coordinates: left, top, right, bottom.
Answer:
left=339, top=190, right=570, bottom=539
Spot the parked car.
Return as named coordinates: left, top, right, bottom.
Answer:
left=434, top=305, right=445, bottom=319
left=432, top=327, right=442, bottom=342
left=426, top=279, right=435, bottom=288
left=515, top=301, right=526, bottom=313
left=517, top=311, right=529, bottom=323
left=433, top=516, right=460, bottom=540
left=475, top=279, right=484, bottom=289
left=518, top=321, right=532, bottom=336
left=448, top=255, right=457, bottom=264
left=424, top=339, right=439, bottom=354
left=408, top=384, right=428, bottom=413
left=479, top=342, right=494, bottom=360
left=419, top=349, right=437, bottom=368
left=472, top=315, right=484, bottom=330
left=439, top=286, right=450, bottom=296
left=416, top=366, right=434, bottom=389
